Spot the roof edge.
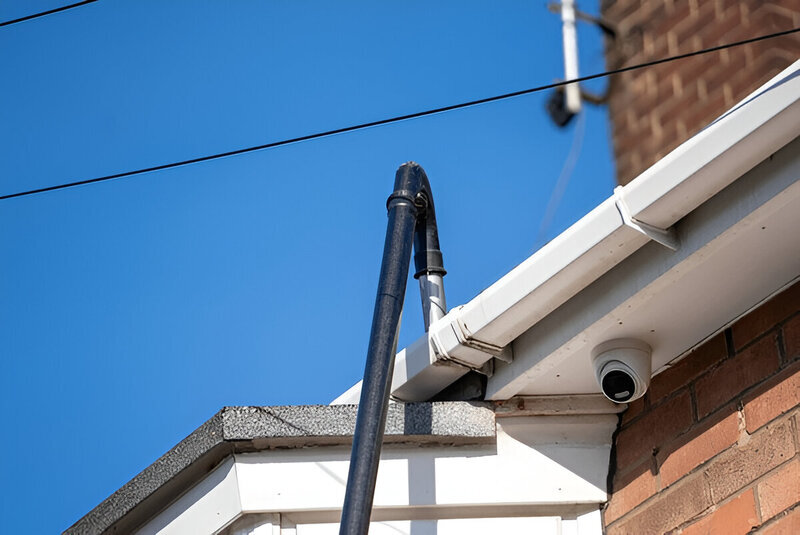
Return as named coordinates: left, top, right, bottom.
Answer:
left=364, top=59, right=800, bottom=403
left=64, top=402, right=495, bottom=535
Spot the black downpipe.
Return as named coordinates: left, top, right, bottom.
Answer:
left=412, top=176, right=446, bottom=281
left=339, top=162, right=445, bottom=535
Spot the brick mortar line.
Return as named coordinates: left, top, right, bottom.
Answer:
left=618, top=398, right=649, bottom=431
left=669, top=473, right=730, bottom=535
left=607, top=447, right=798, bottom=532
left=653, top=405, right=745, bottom=493
left=610, top=27, right=769, bottom=78
left=689, top=382, right=700, bottom=424
left=607, top=409, right=799, bottom=530
left=745, top=444, right=799, bottom=524
left=620, top=319, right=796, bottom=433
left=753, top=475, right=766, bottom=527
left=669, top=484, right=720, bottom=534
left=672, top=4, right=729, bottom=47
left=740, top=385, right=800, bottom=439
left=780, top=309, right=800, bottom=356
left=617, top=385, right=696, bottom=435
left=734, top=309, right=799, bottom=355
left=606, top=467, right=697, bottom=528
left=777, top=328, right=788, bottom=366
left=656, top=369, right=797, bottom=468
left=604, top=20, right=798, bottom=184
left=604, top=472, right=701, bottom=532
left=753, top=503, right=800, bottom=534
left=648, top=75, right=732, bottom=123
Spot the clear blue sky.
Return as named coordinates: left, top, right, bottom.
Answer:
left=0, top=1, right=614, bottom=532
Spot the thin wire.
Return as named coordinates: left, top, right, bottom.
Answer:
left=1, top=26, right=798, bottom=201
left=535, top=111, right=587, bottom=250
left=0, top=1, right=98, bottom=27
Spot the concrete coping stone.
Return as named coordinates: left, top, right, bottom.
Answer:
left=64, top=402, right=496, bottom=535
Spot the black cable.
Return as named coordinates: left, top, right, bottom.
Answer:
left=0, top=1, right=98, bottom=27
left=1, top=26, right=798, bottom=201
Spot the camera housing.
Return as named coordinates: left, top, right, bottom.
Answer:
left=591, top=338, right=652, bottom=403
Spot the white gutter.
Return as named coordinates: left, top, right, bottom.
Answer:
left=334, top=60, right=800, bottom=404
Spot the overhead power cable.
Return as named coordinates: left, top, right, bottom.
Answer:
left=0, top=1, right=98, bottom=27
left=1, top=26, right=798, bottom=201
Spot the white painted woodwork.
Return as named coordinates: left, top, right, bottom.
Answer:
left=135, top=410, right=613, bottom=535
left=492, top=135, right=800, bottom=399
left=136, top=457, right=242, bottom=535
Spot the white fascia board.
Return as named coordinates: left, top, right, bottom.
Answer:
left=335, top=60, right=800, bottom=404
left=489, top=136, right=800, bottom=399
left=446, top=59, right=800, bottom=360
left=623, top=61, right=800, bottom=228
left=334, top=199, right=645, bottom=403
left=135, top=457, right=242, bottom=535
left=137, top=409, right=617, bottom=531
left=434, top=197, right=645, bottom=357
left=235, top=415, right=611, bottom=513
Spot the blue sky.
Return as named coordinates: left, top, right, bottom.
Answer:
left=0, top=1, right=615, bottom=532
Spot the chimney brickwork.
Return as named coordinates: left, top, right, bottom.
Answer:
left=601, top=0, right=800, bottom=184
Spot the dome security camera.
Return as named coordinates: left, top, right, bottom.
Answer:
left=592, top=339, right=652, bottom=403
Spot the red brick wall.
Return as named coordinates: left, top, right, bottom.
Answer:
left=603, top=282, right=800, bottom=534
left=601, top=0, right=800, bottom=184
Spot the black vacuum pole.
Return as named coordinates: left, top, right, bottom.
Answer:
left=339, top=162, right=445, bottom=535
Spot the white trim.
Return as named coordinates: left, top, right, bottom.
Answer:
left=136, top=411, right=617, bottom=534
left=135, top=457, right=242, bottom=535
left=334, top=60, right=800, bottom=404
left=489, top=135, right=800, bottom=399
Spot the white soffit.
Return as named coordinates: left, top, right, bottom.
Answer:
left=489, top=135, right=800, bottom=399
left=335, top=60, right=800, bottom=404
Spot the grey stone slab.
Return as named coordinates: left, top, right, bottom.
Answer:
left=64, top=402, right=495, bottom=535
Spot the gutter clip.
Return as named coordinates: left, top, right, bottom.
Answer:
left=428, top=313, right=513, bottom=377
left=614, top=186, right=680, bottom=250
left=454, top=317, right=513, bottom=362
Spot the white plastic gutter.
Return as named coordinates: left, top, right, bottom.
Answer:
left=334, top=60, right=800, bottom=404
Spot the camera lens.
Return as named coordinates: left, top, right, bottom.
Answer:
left=602, top=369, right=635, bottom=402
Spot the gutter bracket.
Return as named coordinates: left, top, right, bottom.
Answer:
left=454, top=317, right=509, bottom=357
left=614, top=186, right=680, bottom=250
left=429, top=331, right=487, bottom=371
left=429, top=319, right=513, bottom=376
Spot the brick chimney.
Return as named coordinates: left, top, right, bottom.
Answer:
left=598, top=6, right=800, bottom=534
left=601, top=0, right=800, bottom=185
